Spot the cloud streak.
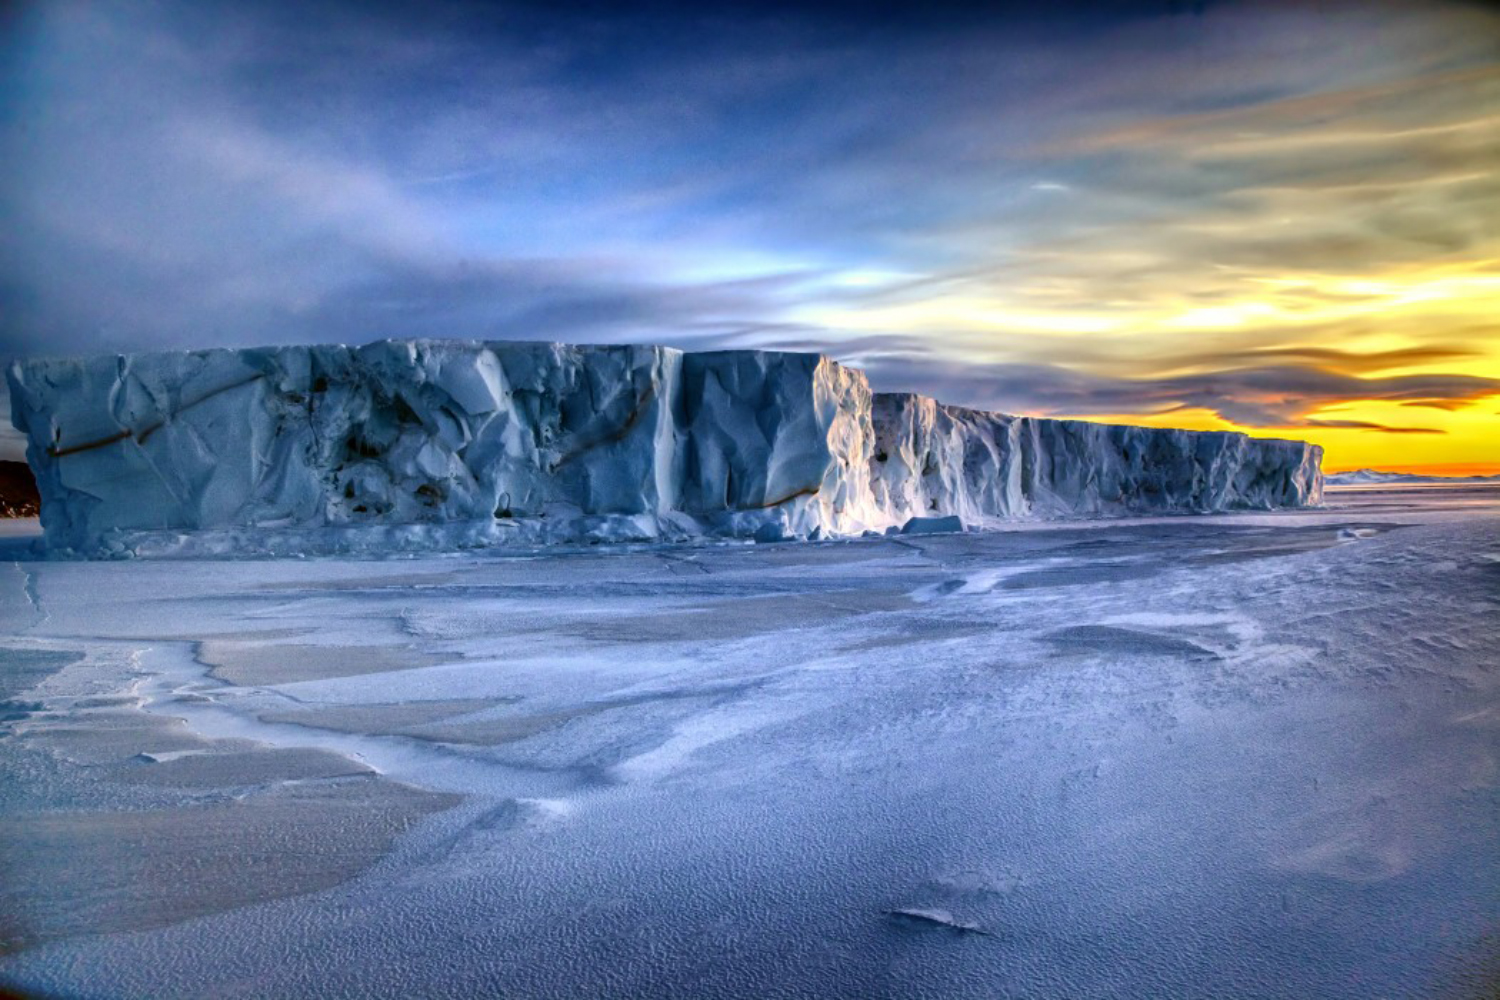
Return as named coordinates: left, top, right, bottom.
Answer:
left=1, top=0, right=1497, bottom=470
left=849, top=353, right=1500, bottom=427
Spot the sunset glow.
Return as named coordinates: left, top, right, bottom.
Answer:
left=2, top=1, right=1496, bottom=473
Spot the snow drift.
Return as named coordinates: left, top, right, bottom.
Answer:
left=8, top=340, right=1322, bottom=555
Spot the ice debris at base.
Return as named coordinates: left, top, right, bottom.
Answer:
left=9, top=340, right=1323, bottom=556
left=900, top=515, right=967, bottom=535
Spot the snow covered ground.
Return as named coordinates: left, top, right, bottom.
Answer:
left=1, top=485, right=1496, bottom=999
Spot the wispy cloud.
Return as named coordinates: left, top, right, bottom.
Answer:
left=1303, top=419, right=1442, bottom=434
left=1, top=0, right=1497, bottom=470
left=851, top=353, right=1500, bottom=429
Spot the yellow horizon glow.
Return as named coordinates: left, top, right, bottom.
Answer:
left=804, top=252, right=1500, bottom=473
left=1044, top=401, right=1500, bottom=475
left=794, top=49, right=1500, bottom=476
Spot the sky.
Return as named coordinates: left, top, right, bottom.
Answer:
left=1, top=0, right=1497, bottom=473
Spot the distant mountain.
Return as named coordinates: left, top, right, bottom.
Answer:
left=1326, top=468, right=1500, bottom=486
left=0, top=460, right=39, bottom=517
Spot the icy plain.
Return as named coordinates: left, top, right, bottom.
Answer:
left=1, top=485, right=1497, bottom=999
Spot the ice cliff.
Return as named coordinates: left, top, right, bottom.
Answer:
left=8, top=340, right=1322, bottom=555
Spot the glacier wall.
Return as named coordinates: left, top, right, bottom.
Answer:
left=869, top=393, right=1323, bottom=523
left=8, top=340, right=1321, bottom=555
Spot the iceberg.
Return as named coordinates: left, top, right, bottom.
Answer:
left=868, top=393, right=1321, bottom=522
left=7, top=340, right=1322, bottom=555
left=1325, top=468, right=1499, bottom=486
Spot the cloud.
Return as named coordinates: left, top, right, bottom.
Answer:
left=1048, top=63, right=1500, bottom=158
left=1398, top=399, right=1470, bottom=411
left=1303, top=419, right=1442, bottom=434
left=850, top=353, right=1500, bottom=429
left=1215, top=345, right=1477, bottom=369
left=1, top=0, right=1497, bottom=473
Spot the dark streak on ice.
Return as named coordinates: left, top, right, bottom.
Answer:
left=1044, top=625, right=1221, bottom=661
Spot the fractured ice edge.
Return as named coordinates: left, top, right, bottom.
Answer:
left=8, top=340, right=1322, bottom=556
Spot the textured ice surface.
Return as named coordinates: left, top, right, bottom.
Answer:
left=870, top=392, right=1321, bottom=522
left=0, top=488, right=1496, bottom=998
left=8, top=341, right=1322, bottom=555
left=1327, top=468, right=1500, bottom=486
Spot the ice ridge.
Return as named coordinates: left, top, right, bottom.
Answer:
left=8, top=340, right=1323, bottom=555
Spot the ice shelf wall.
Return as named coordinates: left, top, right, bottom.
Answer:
left=9, top=340, right=1322, bottom=554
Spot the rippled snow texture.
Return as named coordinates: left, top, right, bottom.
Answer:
left=0, top=486, right=1495, bottom=999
